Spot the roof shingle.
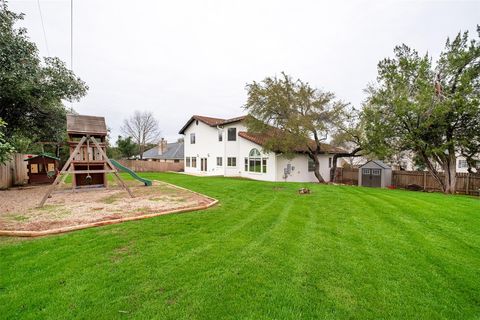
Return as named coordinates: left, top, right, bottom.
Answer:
left=142, top=141, right=184, bottom=160
left=178, top=115, right=247, bottom=134
left=238, top=131, right=345, bottom=154
left=66, top=114, right=107, bottom=136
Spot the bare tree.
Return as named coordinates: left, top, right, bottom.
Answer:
left=121, top=111, right=161, bottom=159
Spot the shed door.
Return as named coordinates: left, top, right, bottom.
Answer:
left=362, top=168, right=382, bottom=187
left=371, top=169, right=381, bottom=187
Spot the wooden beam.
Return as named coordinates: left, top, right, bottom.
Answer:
left=38, top=136, right=87, bottom=207
left=89, top=136, right=134, bottom=198
left=69, top=170, right=116, bottom=174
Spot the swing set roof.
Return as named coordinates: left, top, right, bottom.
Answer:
left=66, top=114, right=108, bottom=136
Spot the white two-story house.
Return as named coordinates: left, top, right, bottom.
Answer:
left=179, top=115, right=345, bottom=182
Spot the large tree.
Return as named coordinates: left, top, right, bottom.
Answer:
left=121, top=111, right=161, bottom=159
left=363, top=28, right=480, bottom=194
left=0, top=4, right=88, bottom=148
left=0, top=118, right=15, bottom=164
left=116, top=135, right=138, bottom=159
left=328, top=106, right=365, bottom=181
left=244, top=73, right=347, bottom=182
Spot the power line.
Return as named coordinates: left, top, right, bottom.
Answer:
left=71, top=0, right=73, bottom=70
left=36, top=0, right=50, bottom=56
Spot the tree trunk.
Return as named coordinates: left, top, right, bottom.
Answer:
left=443, top=153, right=457, bottom=194
left=308, top=153, right=325, bottom=183
left=314, top=159, right=325, bottom=183
left=329, top=148, right=362, bottom=182
left=418, top=149, right=446, bottom=192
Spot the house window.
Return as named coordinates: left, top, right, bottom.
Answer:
left=227, top=157, right=236, bottom=167
left=248, top=148, right=261, bottom=172
left=186, top=157, right=191, bottom=167
left=190, top=133, right=195, bottom=144
left=218, top=131, right=223, bottom=142
left=216, top=157, right=222, bottom=166
left=328, top=157, right=332, bottom=168
left=308, top=158, right=315, bottom=172
left=174, top=159, right=179, bottom=163
left=245, top=148, right=267, bottom=173
left=458, top=159, right=468, bottom=168
left=227, top=128, right=236, bottom=141
left=191, top=157, right=197, bottom=168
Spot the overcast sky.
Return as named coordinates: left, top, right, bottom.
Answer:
left=9, top=0, right=480, bottom=143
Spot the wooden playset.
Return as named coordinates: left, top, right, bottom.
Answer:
left=39, top=114, right=133, bottom=207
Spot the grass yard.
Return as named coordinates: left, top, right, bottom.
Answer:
left=1, top=173, right=479, bottom=319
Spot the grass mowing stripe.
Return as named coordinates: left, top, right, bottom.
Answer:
left=344, top=186, right=480, bottom=317
left=1, top=173, right=479, bottom=319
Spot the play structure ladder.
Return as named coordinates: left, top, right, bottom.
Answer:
left=110, top=160, right=152, bottom=186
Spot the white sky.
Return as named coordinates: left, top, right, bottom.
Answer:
left=8, top=0, right=480, bottom=143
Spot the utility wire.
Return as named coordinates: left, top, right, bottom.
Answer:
left=71, top=0, right=73, bottom=70
left=36, top=0, right=50, bottom=56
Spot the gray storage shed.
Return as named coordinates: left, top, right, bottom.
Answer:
left=359, top=160, right=392, bottom=188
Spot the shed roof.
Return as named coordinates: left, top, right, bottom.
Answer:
left=66, top=114, right=107, bottom=136
left=142, top=141, right=184, bottom=160
left=359, top=160, right=391, bottom=169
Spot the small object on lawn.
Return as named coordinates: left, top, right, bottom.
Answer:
left=406, top=184, right=423, bottom=191
left=298, top=188, right=311, bottom=194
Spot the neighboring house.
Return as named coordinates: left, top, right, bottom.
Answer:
left=456, top=155, right=480, bottom=173
left=142, top=139, right=184, bottom=163
left=349, top=153, right=480, bottom=173
left=178, top=115, right=345, bottom=182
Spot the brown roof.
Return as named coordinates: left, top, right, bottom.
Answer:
left=66, top=114, right=107, bottom=136
left=238, top=131, right=346, bottom=154
left=178, top=115, right=247, bottom=134
left=179, top=114, right=345, bottom=154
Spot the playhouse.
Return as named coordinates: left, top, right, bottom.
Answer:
left=25, top=153, right=60, bottom=184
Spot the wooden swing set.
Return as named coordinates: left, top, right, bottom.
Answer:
left=39, top=114, right=133, bottom=207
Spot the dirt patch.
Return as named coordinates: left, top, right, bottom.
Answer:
left=0, top=181, right=216, bottom=233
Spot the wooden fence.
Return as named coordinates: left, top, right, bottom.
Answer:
left=334, top=167, right=480, bottom=196
left=0, top=154, right=28, bottom=189
left=116, top=160, right=184, bottom=172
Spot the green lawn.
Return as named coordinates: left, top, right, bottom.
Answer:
left=1, top=173, right=479, bottom=319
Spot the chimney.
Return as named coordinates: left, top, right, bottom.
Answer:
left=158, top=138, right=167, bottom=155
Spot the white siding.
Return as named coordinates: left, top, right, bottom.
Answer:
left=182, top=118, right=337, bottom=182
left=183, top=121, right=224, bottom=176
left=275, top=154, right=333, bottom=182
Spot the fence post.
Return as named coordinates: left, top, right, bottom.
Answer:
left=466, top=173, right=470, bottom=195
left=423, top=171, right=426, bottom=191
